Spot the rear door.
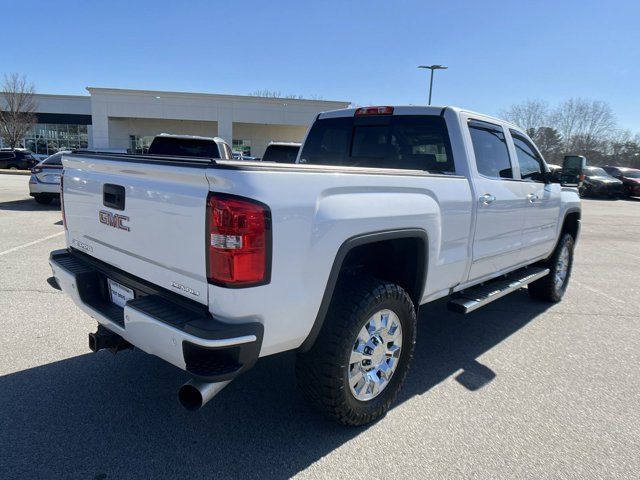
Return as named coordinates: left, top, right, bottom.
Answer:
left=508, top=130, right=561, bottom=261
left=466, top=119, right=527, bottom=281
left=62, top=153, right=212, bottom=304
left=0, top=152, right=12, bottom=168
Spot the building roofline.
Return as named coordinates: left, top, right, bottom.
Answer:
left=85, top=87, right=349, bottom=106
left=32, top=92, right=89, bottom=100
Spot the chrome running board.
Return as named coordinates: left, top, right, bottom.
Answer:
left=448, top=267, right=550, bottom=314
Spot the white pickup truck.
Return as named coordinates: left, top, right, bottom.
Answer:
left=49, top=106, right=584, bottom=426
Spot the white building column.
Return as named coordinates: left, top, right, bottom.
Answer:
left=217, top=107, right=233, bottom=146
left=90, top=100, right=110, bottom=149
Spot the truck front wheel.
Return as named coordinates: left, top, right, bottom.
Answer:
left=296, top=276, right=417, bottom=426
left=529, top=233, right=575, bottom=302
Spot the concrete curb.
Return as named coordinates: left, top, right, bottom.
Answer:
left=0, top=170, right=31, bottom=176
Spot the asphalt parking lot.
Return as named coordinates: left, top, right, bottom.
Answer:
left=0, top=173, right=638, bottom=480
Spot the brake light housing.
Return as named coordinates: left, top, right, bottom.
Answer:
left=355, top=106, right=394, bottom=116
left=206, top=193, right=271, bottom=287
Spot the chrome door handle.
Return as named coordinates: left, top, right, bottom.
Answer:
left=526, top=193, right=539, bottom=203
left=479, top=193, right=496, bottom=205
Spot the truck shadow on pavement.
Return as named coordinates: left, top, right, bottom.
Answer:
left=0, top=291, right=551, bottom=479
left=0, top=198, right=60, bottom=212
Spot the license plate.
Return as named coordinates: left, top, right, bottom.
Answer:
left=107, top=278, right=135, bottom=308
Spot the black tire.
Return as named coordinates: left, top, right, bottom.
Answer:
left=34, top=195, right=53, bottom=205
left=528, top=233, right=575, bottom=302
left=296, top=276, right=417, bottom=426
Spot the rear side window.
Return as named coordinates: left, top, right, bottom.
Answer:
left=262, top=145, right=300, bottom=163
left=148, top=137, right=221, bottom=158
left=510, top=131, right=544, bottom=182
left=468, top=121, right=513, bottom=179
left=44, top=153, right=64, bottom=165
left=299, top=115, right=455, bottom=173
left=0, top=152, right=14, bottom=160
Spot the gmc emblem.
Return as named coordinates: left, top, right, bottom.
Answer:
left=99, top=210, right=130, bottom=231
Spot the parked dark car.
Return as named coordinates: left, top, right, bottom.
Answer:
left=0, top=149, right=38, bottom=170
left=601, top=166, right=640, bottom=198
left=580, top=166, right=624, bottom=198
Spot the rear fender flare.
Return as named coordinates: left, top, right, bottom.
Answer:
left=298, top=228, right=428, bottom=352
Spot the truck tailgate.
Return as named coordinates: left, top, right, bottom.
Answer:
left=62, top=153, right=211, bottom=304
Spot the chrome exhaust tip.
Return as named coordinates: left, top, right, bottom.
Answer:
left=178, top=379, right=231, bottom=411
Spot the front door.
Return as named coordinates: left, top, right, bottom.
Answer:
left=466, top=119, right=528, bottom=281
left=509, top=130, right=561, bottom=262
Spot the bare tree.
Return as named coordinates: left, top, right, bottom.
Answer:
left=550, top=98, right=616, bottom=152
left=0, top=73, right=37, bottom=149
left=531, top=126, right=563, bottom=164
left=501, top=99, right=550, bottom=134
left=606, top=129, right=640, bottom=167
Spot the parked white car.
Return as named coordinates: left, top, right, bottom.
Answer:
left=50, top=105, right=585, bottom=425
left=29, top=151, right=69, bottom=204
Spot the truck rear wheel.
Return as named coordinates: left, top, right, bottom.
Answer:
left=296, top=276, right=416, bottom=426
left=34, top=194, right=53, bottom=205
left=528, top=233, right=574, bottom=302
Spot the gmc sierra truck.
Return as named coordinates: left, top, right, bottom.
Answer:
left=49, top=106, right=584, bottom=426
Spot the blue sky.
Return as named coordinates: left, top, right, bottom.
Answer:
left=3, top=0, right=639, bottom=130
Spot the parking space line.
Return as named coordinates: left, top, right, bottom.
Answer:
left=572, top=280, right=627, bottom=305
left=0, top=232, right=65, bottom=257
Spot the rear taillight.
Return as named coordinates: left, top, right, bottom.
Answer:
left=355, top=106, right=394, bottom=116
left=206, top=193, right=271, bottom=287
left=60, top=172, right=67, bottom=230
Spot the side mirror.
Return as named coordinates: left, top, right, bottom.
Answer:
left=561, top=155, right=586, bottom=187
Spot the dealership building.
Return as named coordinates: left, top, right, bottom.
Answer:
left=3, top=88, right=349, bottom=157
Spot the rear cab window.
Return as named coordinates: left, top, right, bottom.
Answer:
left=299, top=114, right=455, bottom=173
left=468, top=120, right=513, bottom=179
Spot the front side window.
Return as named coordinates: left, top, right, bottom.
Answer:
left=468, top=121, right=513, bottom=179
left=510, top=131, right=545, bottom=182
left=299, top=115, right=454, bottom=173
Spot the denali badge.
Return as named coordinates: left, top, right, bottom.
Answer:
left=99, top=210, right=130, bottom=231
left=171, top=281, right=200, bottom=297
left=71, top=238, right=93, bottom=253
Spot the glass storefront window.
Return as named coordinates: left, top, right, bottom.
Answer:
left=232, top=139, right=251, bottom=155
left=21, top=123, right=90, bottom=156
left=129, top=135, right=154, bottom=154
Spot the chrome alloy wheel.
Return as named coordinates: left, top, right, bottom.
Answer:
left=348, top=309, right=403, bottom=401
left=554, top=243, right=570, bottom=292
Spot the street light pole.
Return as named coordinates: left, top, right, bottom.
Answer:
left=418, top=65, right=448, bottom=105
